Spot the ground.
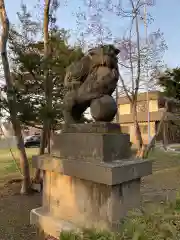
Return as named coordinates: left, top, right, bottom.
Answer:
left=0, top=148, right=180, bottom=239
left=0, top=149, right=41, bottom=240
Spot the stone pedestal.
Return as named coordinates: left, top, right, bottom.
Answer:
left=30, top=123, right=152, bottom=238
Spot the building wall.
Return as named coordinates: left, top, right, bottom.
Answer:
left=119, top=104, right=131, bottom=115
left=0, top=122, right=14, bottom=137
left=149, top=100, right=158, bottom=112
left=118, top=99, right=159, bottom=116
left=118, top=98, right=158, bottom=144
left=118, top=91, right=180, bottom=144
left=121, top=122, right=156, bottom=144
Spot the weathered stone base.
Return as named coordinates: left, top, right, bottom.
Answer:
left=43, top=173, right=141, bottom=228
left=30, top=207, right=78, bottom=239
left=31, top=175, right=141, bottom=238
left=30, top=155, right=152, bottom=238
left=32, top=155, right=151, bottom=185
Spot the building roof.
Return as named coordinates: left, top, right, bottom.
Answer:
left=119, top=110, right=180, bottom=124
left=118, top=91, right=163, bottom=105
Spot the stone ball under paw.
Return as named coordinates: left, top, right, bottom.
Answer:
left=90, top=95, right=117, bottom=122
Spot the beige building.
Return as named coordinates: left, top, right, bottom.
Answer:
left=118, top=91, right=180, bottom=144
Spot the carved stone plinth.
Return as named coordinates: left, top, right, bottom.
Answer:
left=52, top=122, right=129, bottom=163
left=30, top=123, right=152, bottom=238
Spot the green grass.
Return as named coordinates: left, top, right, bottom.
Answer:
left=60, top=199, right=180, bottom=240
left=131, top=146, right=180, bottom=163
left=148, top=148, right=180, bottom=162
left=0, top=148, right=38, bottom=178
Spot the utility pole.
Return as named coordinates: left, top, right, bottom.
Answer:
left=144, top=0, right=150, bottom=144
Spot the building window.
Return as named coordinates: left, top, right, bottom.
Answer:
left=140, top=125, right=148, bottom=134
left=149, top=100, right=158, bottom=112
left=119, top=104, right=131, bottom=115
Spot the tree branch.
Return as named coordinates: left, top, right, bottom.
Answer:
left=134, top=8, right=141, bottom=98
left=119, top=71, right=132, bottom=103
left=129, top=15, right=135, bottom=94
left=0, top=0, right=9, bottom=54
left=142, top=101, right=168, bottom=158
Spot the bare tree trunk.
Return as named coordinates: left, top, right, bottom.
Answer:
left=115, top=86, right=120, bottom=123
left=42, top=0, right=52, bottom=154
left=34, top=125, right=46, bottom=183
left=142, top=102, right=168, bottom=158
left=0, top=0, right=31, bottom=194
left=34, top=0, right=52, bottom=183
left=162, top=121, right=168, bottom=150
left=131, top=1, right=144, bottom=157
left=131, top=102, right=144, bottom=157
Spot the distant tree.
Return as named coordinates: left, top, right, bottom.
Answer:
left=0, top=0, right=31, bottom=194
left=158, top=68, right=180, bottom=100
left=112, top=1, right=166, bottom=157
left=0, top=2, right=84, bottom=183
left=0, top=3, right=84, bottom=130
left=8, top=31, right=83, bottom=127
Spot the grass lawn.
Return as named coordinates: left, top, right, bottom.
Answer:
left=0, top=148, right=38, bottom=180
left=148, top=148, right=180, bottom=172
left=149, top=148, right=180, bottom=162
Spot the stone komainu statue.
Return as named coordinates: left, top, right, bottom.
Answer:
left=63, top=44, right=120, bottom=124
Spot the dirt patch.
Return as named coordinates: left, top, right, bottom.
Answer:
left=0, top=177, right=41, bottom=240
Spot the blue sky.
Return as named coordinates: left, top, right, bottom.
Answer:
left=4, top=0, right=180, bottom=68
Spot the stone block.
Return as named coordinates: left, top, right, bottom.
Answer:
left=40, top=171, right=142, bottom=230
left=30, top=207, right=78, bottom=239
left=62, top=122, right=121, bottom=133
left=52, top=123, right=129, bottom=162
left=32, top=155, right=152, bottom=185
left=51, top=133, right=130, bottom=162
left=31, top=155, right=152, bottom=236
